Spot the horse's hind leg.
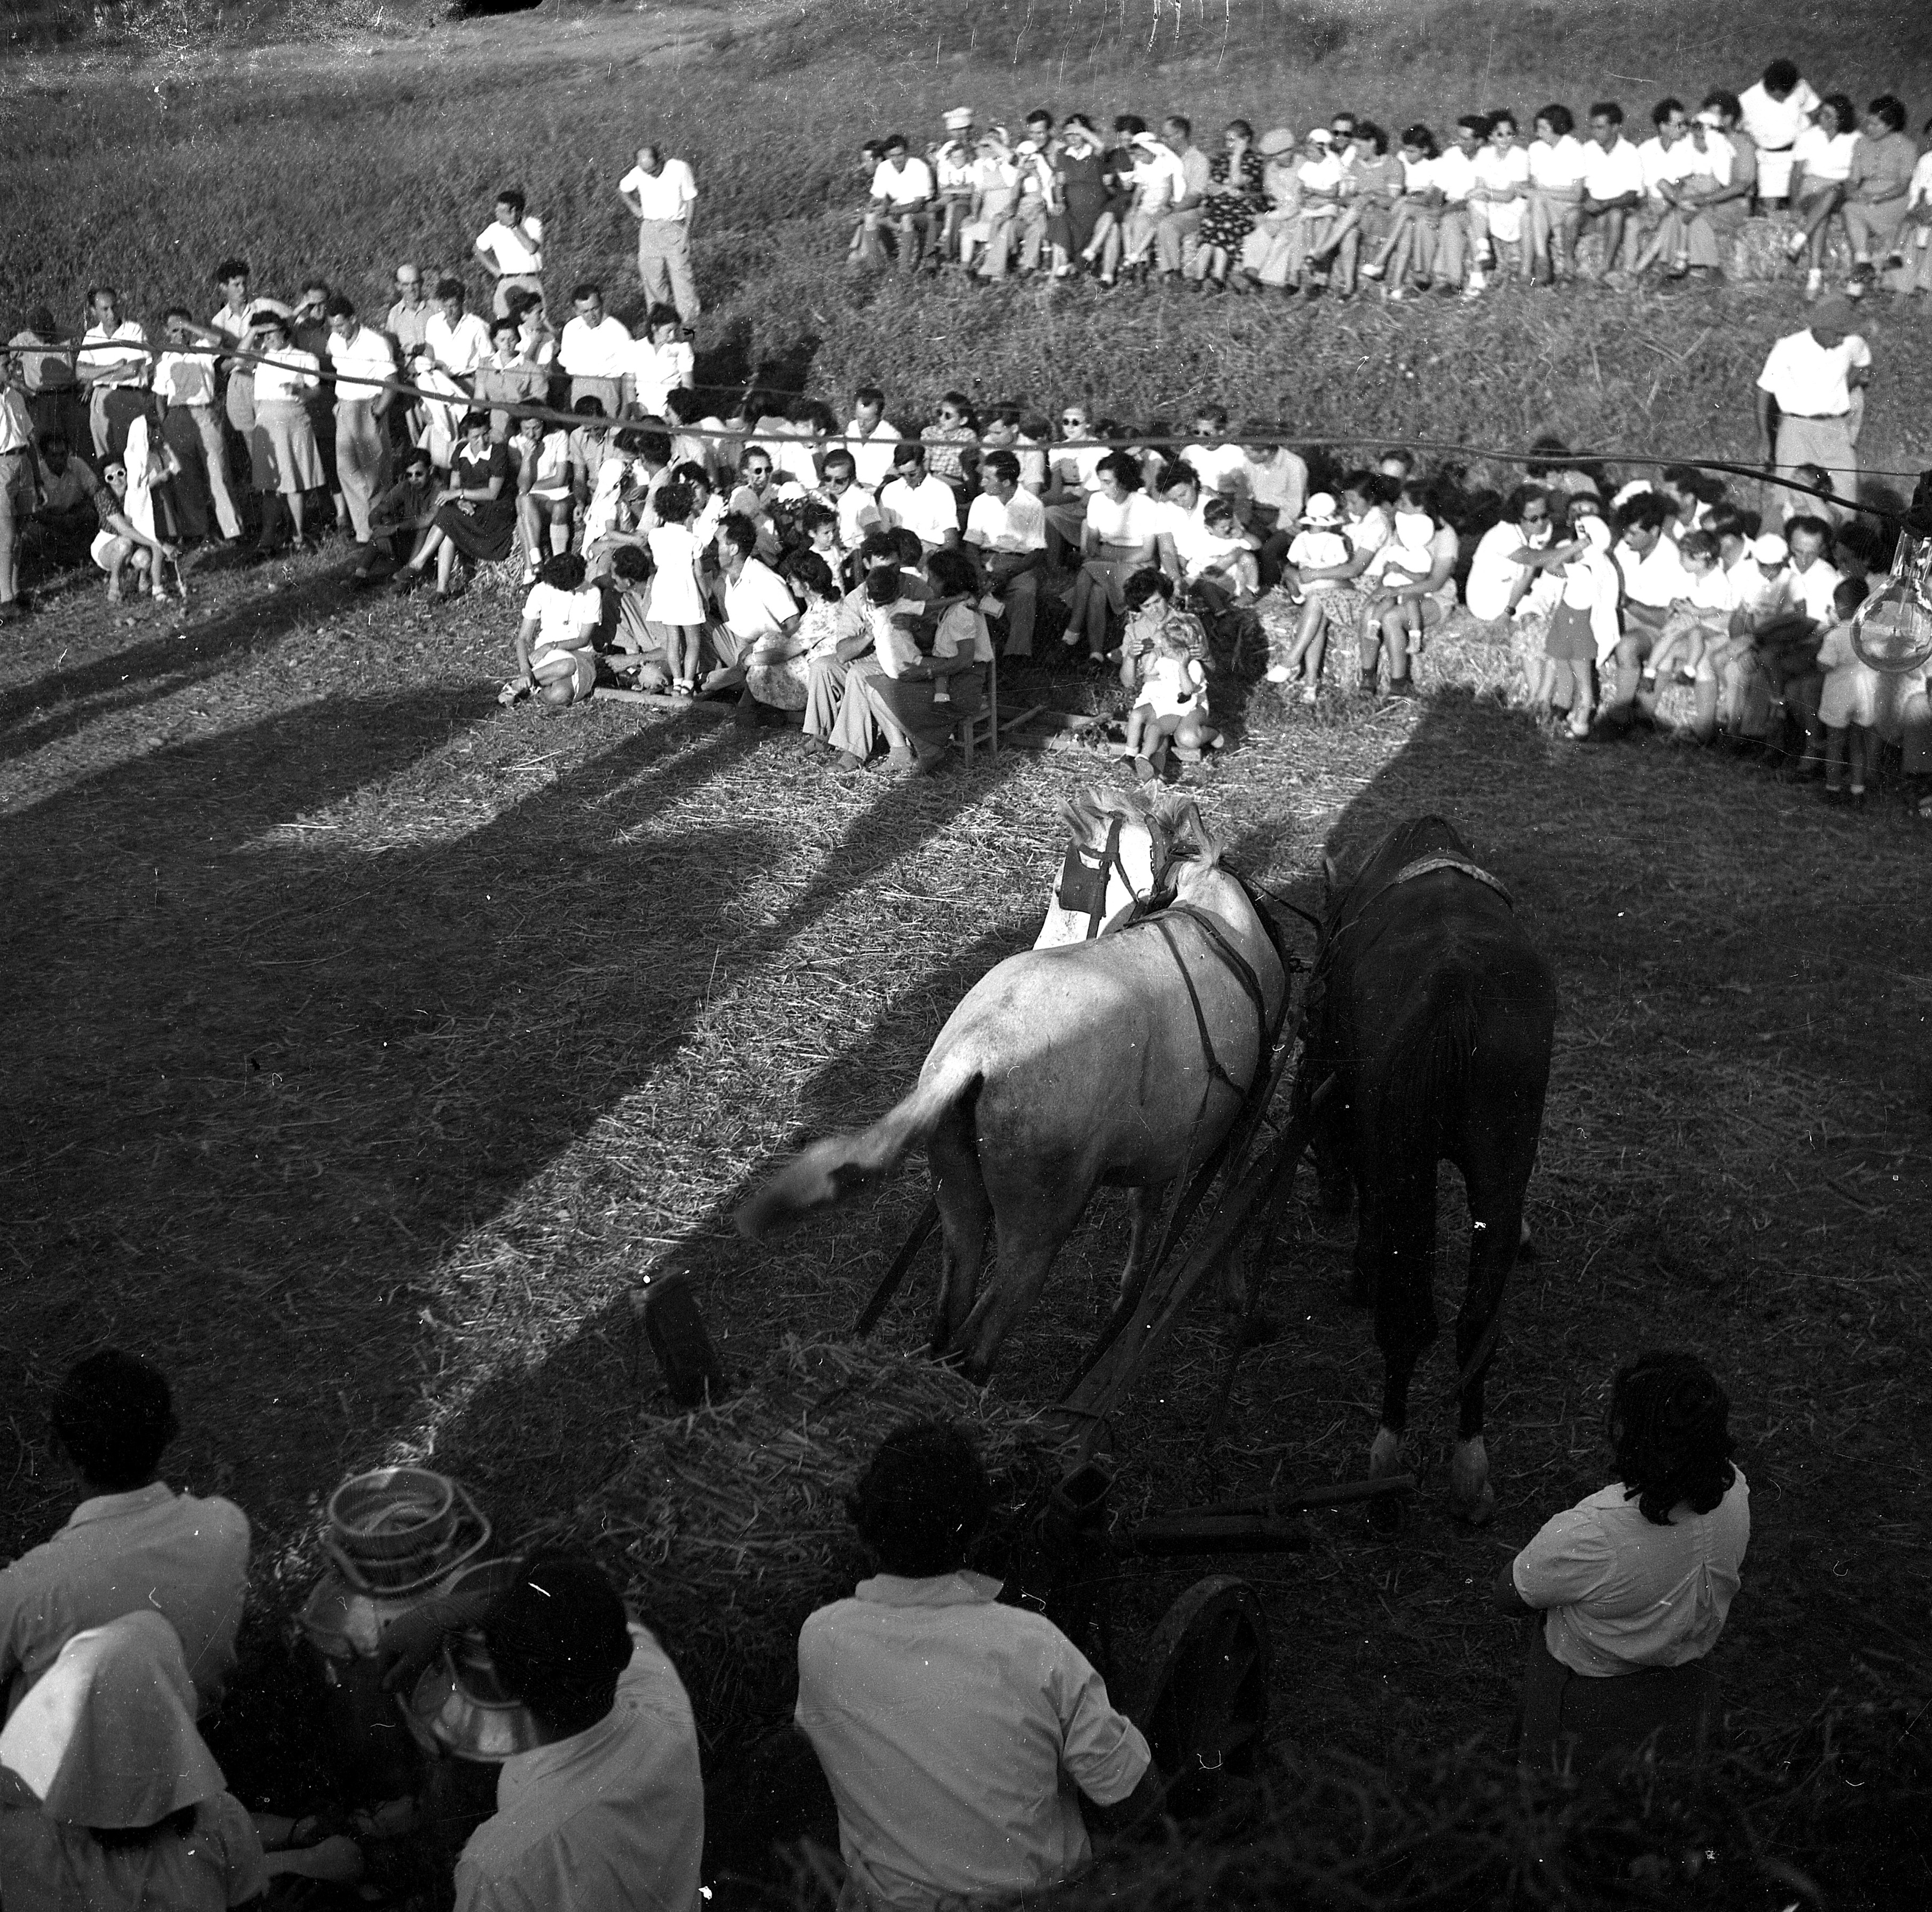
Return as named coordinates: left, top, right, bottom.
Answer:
left=1365, top=1171, right=1440, bottom=1485
left=1448, top=1162, right=1532, bottom=1526
left=955, top=1195, right=1084, bottom=1382
left=928, top=1122, right=992, bottom=1360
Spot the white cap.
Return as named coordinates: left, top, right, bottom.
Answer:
left=1301, top=492, right=1343, bottom=527
left=1751, top=532, right=1789, bottom=564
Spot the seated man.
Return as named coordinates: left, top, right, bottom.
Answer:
left=796, top=1421, right=1157, bottom=1910
left=381, top=1551, right=703, bottom=1912
left=964, top=449, right=1046, bottom=655
left=362, top=446, right=439, bottom=579
left=0, top=1350, right=250, bottom=1719
left=25, top=432, right=100, bottom=573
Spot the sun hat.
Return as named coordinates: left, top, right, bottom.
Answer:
left=1306, top=128, right=1334, bottom=147
left=1301, top=492, right=1343, bottom=527
left=1695, top=106, right=1725, bottom=128
left=1751, top=532, right=1790, bottom=564
left=944, top=106, right=975, bottom=132
left=1258, top=127, right=1296, bottom=155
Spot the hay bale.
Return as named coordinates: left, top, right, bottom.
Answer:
left=516, top=1335, right=1080, bottom=1752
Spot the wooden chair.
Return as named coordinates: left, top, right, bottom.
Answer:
left=955, top=652, right=999, bottom=766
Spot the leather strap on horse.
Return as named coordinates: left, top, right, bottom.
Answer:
left=1388, top=854, right=1514, bottom=910
left=1150, top=903, right=1272, bottom=1099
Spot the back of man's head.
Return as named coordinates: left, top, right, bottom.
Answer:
left=847, top=1421, right=994, bottom=1577
left=484, top=1551, right=631, bottom=1738
left=52, top=1351, right=177, bottom=1491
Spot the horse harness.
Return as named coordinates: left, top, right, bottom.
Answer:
left=1054, top=815, right=1172, bottom=937
left=1147, top=902, right=1273, bottom=1099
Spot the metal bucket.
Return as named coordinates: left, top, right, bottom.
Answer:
left=327, top=1466, right=457, bottom=1572
left=401, top=1557, right=545, bottom=1764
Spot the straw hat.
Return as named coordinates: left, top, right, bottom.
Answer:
left=1259, top=127, right=1296, bottom=156
left=944, top=106, right=975, bottom=132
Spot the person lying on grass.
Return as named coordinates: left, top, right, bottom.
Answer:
left=796, top=1421, right=1160, bottom=1911
left=503, top=551, right=601, bottom=709
left=378, top=1550, right=702, bottom=1912
left=1493, top=1349, right=1749, bottom=1774
left=0, top=1350, right=249, bottom=1720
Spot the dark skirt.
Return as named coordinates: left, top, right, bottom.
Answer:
left=434, top=497, right=517, bottom=562
left=1544, top=599, right=1596, bottom=662
left=1517, top=1629, right=1717, bottom=1774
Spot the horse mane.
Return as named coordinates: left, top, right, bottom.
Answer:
left=1326, top=813, right=1469, bottom=921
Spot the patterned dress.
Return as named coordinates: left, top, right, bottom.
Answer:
left=1200, top=149, right=1266, bottom=250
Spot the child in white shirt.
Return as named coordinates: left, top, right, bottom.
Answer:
left=1647, top=530, right=1732, bottom=684
left=1817, top=576, right=1907, bottom=803
left=922, top=545, right=998, bottom=706
left=645, top=480, right=709, bottom=694
left=1124, top=614, right=1215, bottom=781
left=1362, top=507, right=1438, bottom=656
left=507, top=553, right=602, bottom=707
left=1265, top=494, right=1353, bottom=689
left=1188, top=495, right=1260, bottom=610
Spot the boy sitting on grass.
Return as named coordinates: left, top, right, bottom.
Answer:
left=504, top=552, right=602, bottom=709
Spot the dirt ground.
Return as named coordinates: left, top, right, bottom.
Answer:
left=4, top=531, right=1927, bottom=1898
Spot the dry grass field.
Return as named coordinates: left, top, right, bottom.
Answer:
left=4, top=0, right=1931, bottom=1903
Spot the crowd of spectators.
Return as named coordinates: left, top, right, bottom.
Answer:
left=851, top=65, right=1932, bottom=302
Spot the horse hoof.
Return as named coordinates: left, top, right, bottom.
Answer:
left=1451, top=1482, right=1498, bottom=1527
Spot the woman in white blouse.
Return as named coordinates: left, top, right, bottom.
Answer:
left=1526, top=104, right=1588, bottom=284
left=1064, top=451, right=1160, bottom=663
left=1785, top=93, right=1861, bottom=293
left=246, top=311, right=325, bottom=554
left=1496, top=1350, right=1749, bottom=1773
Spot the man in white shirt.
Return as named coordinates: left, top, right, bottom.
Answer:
left=0, top=1351, right=249, bottom=1720
left=1579, top=103, right=1646, bottom=278
left=1746, top=513, right=1844, bottom=771
left=433, top=1554, right=702, bottom=1912
left=965, top=449, right=1046, bottom=653
left=324, top=295, right=398, bottom=553
left=870, top=135, right=936, bottom=274
left=1603, top=490, right=1690, bottom=728
left=1739, top=59, right=1821, bottom=204
left=619, top=144, right=701, bottom=325
left=1464, top=485, right=1564, bottom=623
left=472, top=188, right=545, bottom=319
left=153, top=307, right=243, bottom=544
left=797, top=1424, right=1156, bottom=1912
left=1754, top=296, right=1872, bottom=519
left=817, top=448, right=882, bottom=552
left=843, top=386, right=902, bottom=490
left=713, top=513, right=803, bottom=703
left=558, top=284, right=634, bottom=417
left=1429, top=117, right=1484, bottom=291
left=422, top=278, right=491, bottom=386
left=0, top=362, right=38, bottom=621
left=1633, top=98, right=1695, bottom=263
left=878, top=442, right=959, bottom=552
left=75, top=286, right=150, bottom=461
left=980, top=402, right=1047, bottom=493
left=1154, top=114, right=1214, bottom=277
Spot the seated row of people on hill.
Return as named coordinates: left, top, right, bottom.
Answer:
left=853, top=72, right=1930, bottom=304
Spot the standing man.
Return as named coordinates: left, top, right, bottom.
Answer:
left=473, top=187, right=545, bottom=319
left=1153, top=114, right=1213, bottom=279
left=965, top=449, right=1046, bottom=655
left=0, top=357, right=38, bottom=622
left=153, top=309, right=243, bottom=545
left=1755, top=296, right=1871, bottom=519
left=385, top=264, right=434, bottom=452
left=423, top=278, right=491, bottom=383
left=558, top=285, right=633, bottom=417
left=619, top=143, right=700, bottom=326
left=74, top=287, right=150, bottom=463
left=324, top=295, right=397, bottom=569
left=1578, top=103, right=1645, bottom=279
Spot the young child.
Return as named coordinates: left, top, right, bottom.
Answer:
left=922, top=545, right=996, bottom=707
left=1537, top=511, right=1620, bottom=739
left=921, top=392, right=979, bottom=501
left=1647, top=529, right=1732, bottom=685
left=1117, top=568, right=1209, bottom=696
left=1264, top=492, right=1354, bottom=691
left=1124, top=613, right=1214, bottom=781
left=1190, top=495, right=1261, bottom=610
left=507, top=552, right=602, bottom=708
left=1361, top=503, right=1439, bottom=657
left=644, top=480, right=708, bottom=695
left=1817, top=575, right=1883, bottom=803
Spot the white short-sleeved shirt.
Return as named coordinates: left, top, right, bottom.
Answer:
left=476, top=216, right=544, bottom=273
left=723, top=557, right=799, bottom=640
left=872, top=156, right=936, bottom=207
left=456, top=1627, right=702, bottom=1912
left=1183, top=442, right=1246, bottom=497
left=796, top=1572, right=1149, bottom=1912
left=1908, top=150, right=1932, bottom=212
left=522, top=582, right=600, bottom=653
left=1739, top=78, right=1820, bottom=151
left=1465, top=521, right=1548, bottom=622
left=1399, top=153, right=1436, bottom=193
left=77, top=320, right=150, bottom=388
left=1615, top=536, right=1691, bottom=610
left=1474, top=143, right=1531, bottom=239
left=1513, top=1471, right=1750, bottom=1678
left=965, top=488, right=1047, bottom=554
left=153, top=350, right=221, bottom=408
left=1581, top=136, right=1645, bottom=201
left=1785, top=557, right=1844, bottom=624
left=844, top=420, right=902, bottom=490
left=1155, top=497, right=1210, bottom=573
left=1680, top=563, right=1733, bottom=615
left=1792, top=125, right=1858, bottom=184
left=930, top=599, right=995, bottom=662
left=1296, top=152, right=1344, bottom=203
left=1129, top=143, right=1188, bottom=213
left=1756, top=327, right=1872, bottom=418
left=325, top=325, right=397, bottom=399
left=878, top=472, right=959, bottom=547
left=425, top=311, right=491, bottom=378
left=0, top=1484, right=251, bottom=1720
left=629, top=337, right=693, bottom=417
left=1084, top=489, right=1160, bottom=549
left=252, top=349, right=320, bottom=403
left=620, top=158, right=698, bottom=223
left=1432, top=145, right=1477, bottom=205
left=559, top=315, right=634, bottom=382
left=1528, top=134, right=1589, bottom=191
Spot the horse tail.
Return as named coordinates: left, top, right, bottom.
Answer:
left=736, top=1056, right=982, bottom=1241
left=1380, top=966, right=1479, bottom=1159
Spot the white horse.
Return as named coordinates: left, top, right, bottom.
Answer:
left=738, top=790, right=1289, bottom=1378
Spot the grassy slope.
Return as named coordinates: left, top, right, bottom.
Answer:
left=2, top=0, right=1931, bottom=1899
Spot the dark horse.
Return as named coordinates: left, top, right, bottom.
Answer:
left=1287, top=815, right=1557, bottom=1524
